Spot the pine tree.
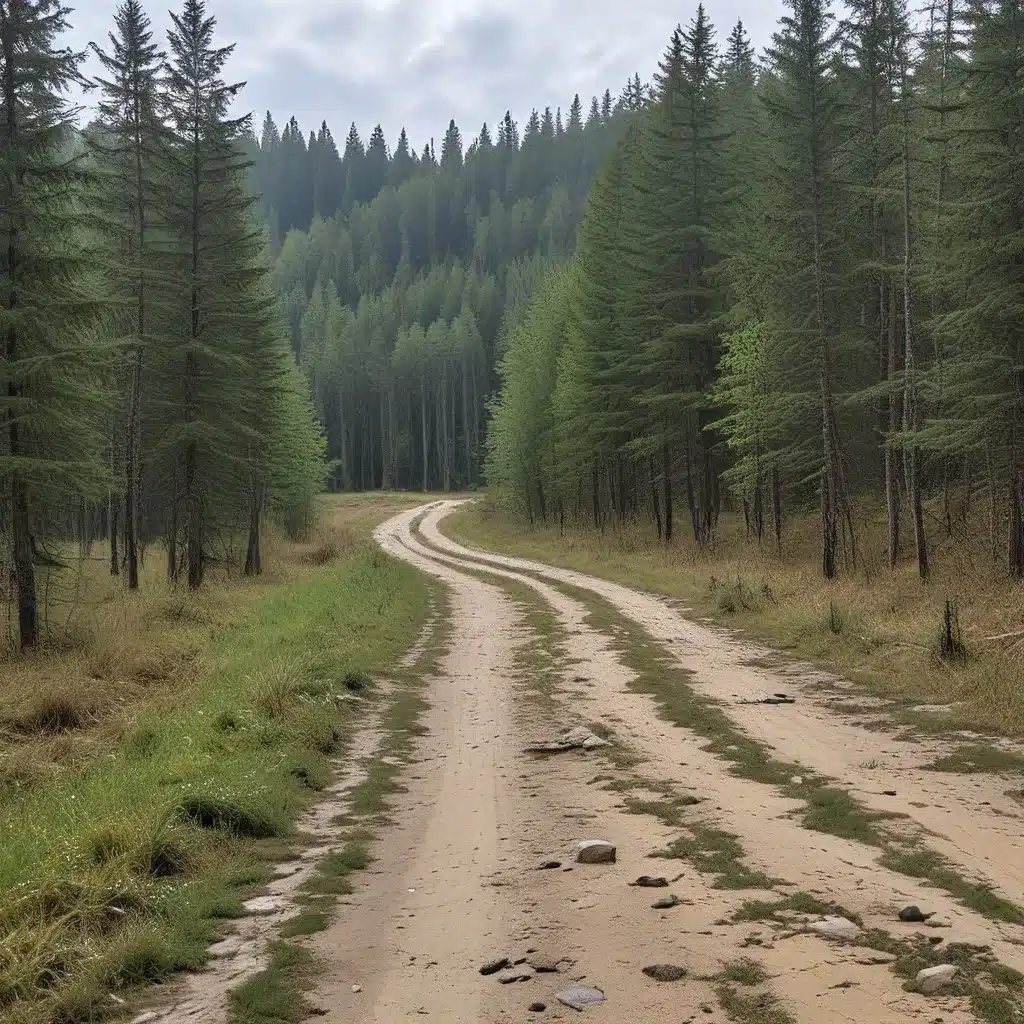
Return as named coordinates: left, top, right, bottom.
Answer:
left=441, top=118, right=463, bottom=169
left=89, top=0, right=167, bottom=590
left=1, top=0, right=112, bottom=647
left=761, top=0, right=857, bottom=577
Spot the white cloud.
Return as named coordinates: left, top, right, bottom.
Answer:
left=66, top=0, right=786, bottom=150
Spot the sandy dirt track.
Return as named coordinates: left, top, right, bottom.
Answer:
left=133, top=500, right=1024, bottom=1024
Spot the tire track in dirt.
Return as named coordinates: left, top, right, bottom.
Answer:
left=384, top=500, right=1024, bottom=1021
left=420, top=501, right=1024, bottom=921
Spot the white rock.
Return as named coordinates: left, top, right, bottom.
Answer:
left=925, top=916, right=952, bottom=928
left=351, top=985, right=362, bottom=994
left=243, top=895, right=289, bottom=915
left=916, top=963, right=958, bottom=994
left=574, top=839, right=616, bottom=864
left=810, top=916, right=862, bottom=941
left=790, top=775, right=803, bottom=785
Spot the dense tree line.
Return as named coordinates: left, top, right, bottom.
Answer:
left=486, top=0, right=1024, bottom=580
left=0, top=0, right=324, bottom=649
left=258, top=81, right=649, bottom=490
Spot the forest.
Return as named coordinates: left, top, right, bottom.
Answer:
left=258, top=77, right=647, bottom=492
left=485, top=0, right=1024, bottom=583
left=0, top=0, right=325, bottom=651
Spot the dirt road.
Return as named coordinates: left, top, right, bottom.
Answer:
left=136, top=500, right=1024, bottom=1024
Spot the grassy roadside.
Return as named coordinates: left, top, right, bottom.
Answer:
left=443, top=501, right=1024, bottom=740
left=228, top=584, right=453, bottom=1024
left=0, top=494, right=434, bottom=1024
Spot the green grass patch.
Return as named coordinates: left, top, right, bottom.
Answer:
left=926, top=743, right=1024, bottom=775
left=879, top=845, right=1024, bottom=925
left=228, top=941, right=314, bottom=1024
left=654, top=824, right=777, bottom=890
left=1, top=543, right=435, bottom=1024
left=716, top=959, right=770, bottom=986
left=623, top=793, right=701, bottom=827
left=730, top=891, right=841, bottom=923
left=716, top=986, right=796, bottom=1024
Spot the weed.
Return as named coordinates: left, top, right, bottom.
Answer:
left=717, top=959, right=770, bottom=986
left=178, top=795, right=282, bottom=840
left=926, top=743, right=1024, bottom=775
left=623, top=794, right=701, bottom=827
left=654, top=824, right=777, bottom=890
left=716, top=985, right=796, bottom=1024
left=228, top=941, right=313, bottom=1024
left=828, top=601, right=844, bottom=635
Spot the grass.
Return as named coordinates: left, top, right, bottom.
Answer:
left=445, top=497, right=1024, bottom=739
left=926, top=743, right=1024, bottom=774
left=653, top=825, right=778, bottom=890
left=730, top=891, right=852, bottom=923
left=716, top=986, right=797, bottom=1024
left=0, top=493, right=437, bottom=1024
left=716, top=959, right=771, bottom=986
left=228, top=941, right=314, bottom=1024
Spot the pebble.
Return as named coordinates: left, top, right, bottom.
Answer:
left=652, top=894, right=681, bottom=909
left=925, top=917, right=952, bottom=928
left=527, top=954, right=562, bottom=973
left=643, top=964, right=687, bottom=982
left=898, top=905, right=931, bottom=923
left=529, top=1003, right=546, bottom=1013
left=574, top=839, right=616, bottom=864
left=916, top=963, right=958, bottom=994
left=556, top=986, right=605, bottom=1009
left=479, top=957, right=510, bottom=976
left=498, top=966, right=534, bottom=984
left=810, top=916, right=862, bottom=941
left=351, top=985, right=361, bottom=994
left=632, top=875, right=669, bottom=888
left=537, top=860, right=562, bottom=870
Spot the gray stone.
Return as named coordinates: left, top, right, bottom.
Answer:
left=556, top=986, right=605, bottom=1010
left=632, top=875, right=669, bottom=888
left=527, top=954, right=562, bottom=973
left=529, top=1003, right=546, bottom=1013
left=810, top=916, right=862, bottom=942
left=498, top=966, right=534, bottom=984
left=652, top=894, right=681, bottom=910
left=925, top=916, right=952, bottom=928
left=574, top=839, right=616, bottom=864
left=537, top=860, right=562, bottom=870
left=916, top=964, right=958, bottom=994
left=643, top=964, right=687, bottom=982
left=898, top=905, right=931, bottom=923
left=526, top=726, right=609, bottom=754
left=243, top=895, right=289, bottom=915
left=479, top=957, right=510, bottom=976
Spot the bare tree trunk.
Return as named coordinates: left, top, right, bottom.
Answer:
left=420, top=375, right=429, bottom=492
left=109, top=491, right=120, bottom=576
left=461, top=359, right=472, bottom=486
left=167, top=478, right=178, bottom=583
left=11, top=475, right=36, bottom=649
left=244, top=481, right=262, bottom=576
left=650, top=457, right=663, bottom=540
left=185, top=438, right=202, bottom=589
left=885, top=284, right=901, bottom=568
left=772, top=462, right=782, bottom=555
left=661, top=443, right=673, bottom=543
left=125, top=344, right=142, bottom=589
left=900, top=85, right=928, bottom=581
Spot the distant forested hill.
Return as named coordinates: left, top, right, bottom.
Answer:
left=249, top=79, right=647, bottom=491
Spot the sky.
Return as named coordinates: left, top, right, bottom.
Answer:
left=67, top=0, right=786, bottom=152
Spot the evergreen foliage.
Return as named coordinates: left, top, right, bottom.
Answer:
left=486, top=0, right=1024, bottom=582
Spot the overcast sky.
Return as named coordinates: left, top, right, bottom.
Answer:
left=68, top=0, right=786, bottom=151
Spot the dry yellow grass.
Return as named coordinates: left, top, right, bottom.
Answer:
left=0, top=492, right=431, bottom=791
left=446, top=496, right=1024, bottom=739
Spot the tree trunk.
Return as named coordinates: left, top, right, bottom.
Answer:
left=109, top=492, right=120, bottom=576
left=662, top=441, right=673, bottom=543
left=125, top=343, right=142, bottom=589
left=885, top=283, right=901, bottom=569
left=772, top=462, right=782, bottom=555
left=185, top=439, right=202, bottom=590
left=338, top=387, right=351, bottom=491
left=1010, top=463, right=1024, bottom=578
left=11, top=475, right=37, bottom=649
left=244, top=482, right=262, bottom=576
left=650, top=457, right=663, bottom=540
left=167, top=481, right=178, bottom=582
left=462, top=359, right=472, bottom=485
left=900, top=89, right=928, bottom=581
left=420, top=375, right=429, bottom=492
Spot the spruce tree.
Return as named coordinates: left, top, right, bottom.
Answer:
left=89, top=0, right=167, bottom=590
left=1, top=0, right=111, bottom=647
